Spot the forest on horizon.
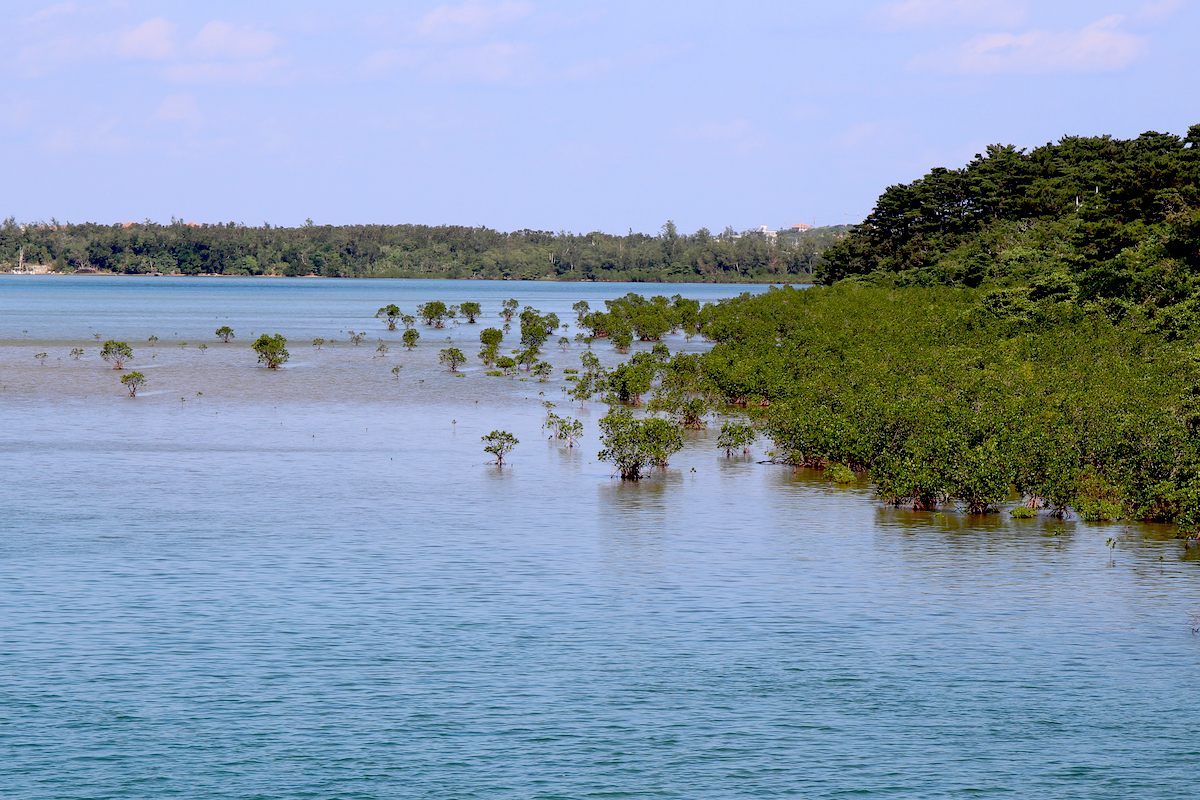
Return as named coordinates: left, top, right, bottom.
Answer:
left=821, top=124, right=1200, bottom=331
left=0, top=219, right=848, bottom=283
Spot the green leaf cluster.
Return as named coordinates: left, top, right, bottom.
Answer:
left=697, top=284, right=1200, bottom=525
left=821, top=125, right=1200, bottom=337
left=252, top=334, right=289, bottom=369
left=597, top=409, right=685, bottom=480
left=482, top=430, right=518, bottom=465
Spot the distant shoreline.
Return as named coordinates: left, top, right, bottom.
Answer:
left=4, top=272, right=814, bottom=286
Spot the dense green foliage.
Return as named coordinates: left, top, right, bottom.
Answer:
left=696, top=285, right=1200, bottom=527
left=120, top=371, right=146, bottom=396
left=482, top=430, right=518, bottom=465
left=518, top=307, right=559, bottom=355
left=717, top=422, right=755, bottom=456
left=821, top=126, right=1200, bottom=334
left=99, top=340, right=132, bottom=369
left=597, top=409, right=685, bottom=479
left=376, top=304, right=402, bottom=330
left=544, top=411, right=584, bottom=447
left=459, top=302, right=482, bottom=323
left=439, top=347, right=466, bottom=372
left=418, top=301, right=449, bottom=327
left=0, top=219, right=846, bottom=282
left=576, top=292, right=703, bottom=351
left=252, top=334, right=289, bottom=369
left=478, top=327, right=504, bottom=364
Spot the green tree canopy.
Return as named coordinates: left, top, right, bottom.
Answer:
left=376, top=304, right=402, bottom=330
left=459, top=301, right=482, bottom=323
left=482, top=430, right=518, bottom=465
left=100, top=340, right=133, bottom=369
left=252, top=334, right=289, bottom=369
left=597, top=409, right=685, bottom=480
left=120, top=371, right=146, bottom=396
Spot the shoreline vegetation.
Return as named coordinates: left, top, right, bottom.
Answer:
left=719, top=124, right=1200, bottom=532
left=0, top=220, right=848, bottom=283
left=11, top=124, right=1200, bottom=531
left=700, top=285, right=1200, bottom=532
left=25, top=280, right=1197, bottom=535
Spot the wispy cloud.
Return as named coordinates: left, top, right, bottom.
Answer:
left=1133, top=0, right=1185, bottom=25
left=914, top=15, right=1144, bottom=73
left=26, top=2, right=77, bottom=24
left=878, top=0, right=1026, bottom=28
left=364, top=41, right=529, bottom=83
left=191, top=22, right=277, bottom=60
left=561, top=45, right=683, bottom=81
left=115, top=18, right=177, bottom=61
left=417, top=0, right=534, bottom=40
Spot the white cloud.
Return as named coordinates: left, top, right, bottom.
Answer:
left=363, top=41, right=530, bottom=83
left=1133, top=0, right=1185, bottom=25
left=16, top=36, right=92, bottom=78
left=192, top=21, right=277, bottom=60
left=438, top=42, right=524, bottom=80
left=157, top=93, right=202, bottom=123
left=417, top=0, right=534, bottom=39
left=879, top=0, right=1026, bottom=27
left=923, top=15, right=1144, bottom=73
left=561, top=44, right=682, bottom=81
left=26, top=2, right=77, bottom=23
left=116, top=18, right=177, bottom=60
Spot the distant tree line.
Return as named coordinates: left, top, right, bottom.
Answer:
left=0, top=218, right=849, bottom=282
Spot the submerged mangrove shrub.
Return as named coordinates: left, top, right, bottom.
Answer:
left=439, top=347, right=466, bottom=372
left=597, top=409, right=684, bottom=480
left=252, top=334, right=289, bottom=369
left=717, top=422, right=755, bottom=456
left=827, top=462, right=855, bottom=485
left=482, top=430, right=518, bottom=465
left=376, top=304, right=402, bottom=330
left=100, top=340, right=133, bottom=369
left=120, top=371, right=146, bottom=396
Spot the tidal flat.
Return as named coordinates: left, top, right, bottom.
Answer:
left=2, top=276, right=1199, bottom=799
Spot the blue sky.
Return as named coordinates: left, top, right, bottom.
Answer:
left=4, top=0, right=1199, bottom=233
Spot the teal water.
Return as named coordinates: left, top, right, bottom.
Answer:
left=1, top=277, right=1198, bottom=799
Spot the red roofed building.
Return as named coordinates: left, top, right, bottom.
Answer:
left=790, top=223, right=813, bottom=231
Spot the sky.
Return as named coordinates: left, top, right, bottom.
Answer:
left=3, top=0, right=1199, bottom=234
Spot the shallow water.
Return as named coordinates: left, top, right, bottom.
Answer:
left=2, top=277, right=1199, bottom=799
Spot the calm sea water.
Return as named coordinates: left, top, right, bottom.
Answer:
left=2, top=276, right=1199, bottom=799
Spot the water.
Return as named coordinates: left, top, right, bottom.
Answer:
left=2, top=276, right=1198, bottom=799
